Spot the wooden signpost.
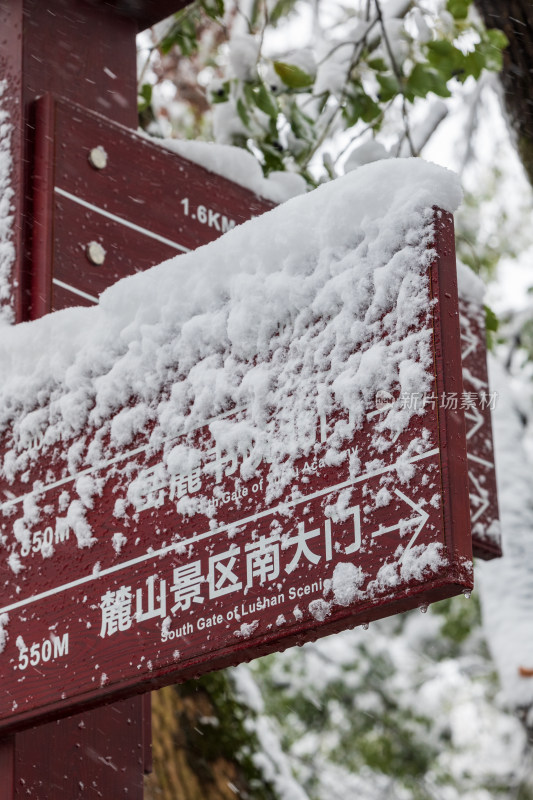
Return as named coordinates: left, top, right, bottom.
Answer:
left=0, top=0, right=500, bottom=795
left=0, top=205, right=474, bottom=733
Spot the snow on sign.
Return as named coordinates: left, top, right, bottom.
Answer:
left=0, top=160, right=473, bottom=733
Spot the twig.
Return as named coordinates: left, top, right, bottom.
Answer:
left=136, top=2, right=200, bottom=92
left=299, top=20, right=376, bottom=170
left=373, top=0, right=417, bottom=156
left=334, top=101, right=393, bottom=164
left=137, top=45, right=157, bottom=92
left=316, top=17, right=380, bottom=67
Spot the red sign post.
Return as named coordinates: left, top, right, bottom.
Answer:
left=0, top=205, right=473, bottom=733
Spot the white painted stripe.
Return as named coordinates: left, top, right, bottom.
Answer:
left=0, top=447, right=440, bottom=616
left=54, top=186, right=191, bottom=254
left=53, top=278, right=98, bottom=304
left=0, top=406, right=245, bottom=512
left=467, top=452, right=494, bottom=469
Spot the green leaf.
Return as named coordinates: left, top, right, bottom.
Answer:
left=137, top=83, right=152, bottom=112
left=484, top=304, right=499, bottom=333
left=356, top=92, right=381, bottom=123
left=269, top=0, right=299, bottom=25
left=427, top=39, right=457, bottom=59
left=243, top=82, right=256, bottom=107
left=484, top=304, right=499, bottom=350
left=258, top=142, right=285, bottom=172
left=426, top=40, right=465, bottom=77
left=210, top=80, right=230, bottom=104
left=486, top=28, right=509, bottom=51
left=236, top=97, right=251, bottom=127
left=476, top=35, right=505, bottom=73
left=200, top=0, right=224, bottom=20
left=254, top=83, right=279, bottom=118
left=343, top=89, right=381, bottom=125
left=405, top=64, right=451, bottom=100
left=249, top=0, right=262, bottom=27
left=463, top=48, right=487, bottom=80
left=159, top=16, right=198, bottom=56
left=431, top=595, right=481, bottom=645
left=377, top=74, right=400, bottom=102
left=244, top=82, right=279, bottom=118
left=288, top=101, right=315, bottom=142
left=368, top=57, right=389, bottom=72
left=273, top=61, right=314, bottom=89
left=446, top=0, right=471, bottom=20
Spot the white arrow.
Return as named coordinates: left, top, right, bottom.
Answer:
left=469, top=470, right=489, bottom=523
left=371, top=489, right=429, bottom=560
left=460, top=317, right=478, bottom=360
left=468, top=452, right=494, bottom=470
left=465, top=403, right=483, bottom=440
left=462, top=365, right=487, bottom=391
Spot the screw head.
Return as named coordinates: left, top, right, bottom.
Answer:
left=88, top=146, right=108, bottom=170
left=86, top=241, right=106, bottom=266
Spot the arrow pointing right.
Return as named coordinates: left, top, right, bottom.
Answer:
left=460, top=316, right=478, bottom=360
left=371, top=489, right=429, bottom=560
left=465, top=403, right=483, bottom=440
left=469, top=470, right=489, bottom=523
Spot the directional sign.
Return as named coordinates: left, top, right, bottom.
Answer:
left=31, top=94, right=274, bottom=317
left=459, top=298, right=501, bottom=559
left=0, top=198, right=473, bottom=733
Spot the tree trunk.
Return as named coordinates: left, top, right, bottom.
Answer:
left=144, top=672, right=279, bottom=800
left=474, top=0, right=533, bottom=185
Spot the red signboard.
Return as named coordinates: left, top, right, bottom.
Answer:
left=0, top=200, right=472, bottom=733
left=459, top=299, right=501, bottom=559
left=31, top=95, right=274, bottom=317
